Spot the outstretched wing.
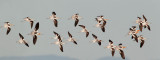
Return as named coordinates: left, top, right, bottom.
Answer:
left=86, top=32, right=89, bottom=37
left=68, top=32, right=72, bottom=38
left=33, top=35, right=37, bottom=45
left=73, top=40, right=77, bottom=45
left=143, top=15, right=147, bottom=22
left=134, top=34, right=138, bottom=43
left=111, top=48, right=115, bottom=56
left=54, top=19, right=58, bottom=27
left=92, top=34, right=97, bottom=39
left=79, top=25, right=85, bottom=29
left=140, top=40, right=145, bottom=48
left=59, top=44, right=63, bottom=52
left=119, top=50, right=125, bottom=59
left=147, top=25, right=151, bottom=31
left=98, top=41, right=101, bottom=46
left=101, top=26, right=105, bottom=32
left=19, top=33, right=24, bottom=39
left=34, top=22, right=39, bottom=31
left=6, top=27, right=11, bottom=35
left=30, top=21, right=34, bottom=29
left=74, top=18, right=79, bottom=27
left=53, top=31, right=59, bottom=36
left=23, top=40, right=29, bottom=47
left=139, top=23, right=143, bottom=32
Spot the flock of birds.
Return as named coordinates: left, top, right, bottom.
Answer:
left=2, top=12, right=151, bottom=60
left=128, top=15, right=151, bottom=48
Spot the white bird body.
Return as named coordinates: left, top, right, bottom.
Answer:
left=24, top=17, right=33, bottom=22
left=92, top=39, right=98, bottom=43
left=4, top=23, right=10, bottom=28
left=68, top=38, right=75, bottom=42
left=107, top=43, right=116, bottom=50
left=18, top=39, right=24, bottom=44
left=81, top=29, right=88, bottom=33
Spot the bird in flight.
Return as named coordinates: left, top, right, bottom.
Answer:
left=79, top=25, right=89, bottom=38
left=71, top=13, right=82, bottom=27
left=4, top=22, right=13, bottom=35
left=53, top=31, right=60, bottom=40
left=24, top=17, right=34, bottom=29
left=138, top=35, right=146, bottom=48
left=67, top=31, right=78, bottom=45
left=18, top=33, right=29, bottom=47
left=95, top=15, right=108, bottom=32
left=128, top=26, right=140, bottom=43
left=53, top=33, right=64, bottom=52
left=116, top=43, right=126, bottom=59
left=142, top=15, right=151, bottom=31
left=136, top=15, right=151, bottom=31
left=49, top=11, right=59, bottom=27
left=91, top=34, right=102, bottom=46
left=106, top=39, right=116, bottom=56
left=31, top=22, right=40, bottom=45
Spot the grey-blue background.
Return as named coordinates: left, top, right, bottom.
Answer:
left=0, top=0, right=159, bottom=60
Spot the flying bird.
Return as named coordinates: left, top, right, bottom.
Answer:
left=79, top=25, right=89, bottom=37
left=24, top=17, right=34, bottom=29
left=71, top=13, right=81, bottom=27
left=95, top=16, right=108, bottom=32
left=138, top=35, right=146, bottom=48
left=53, top=31, right=60, bottom=40
left=54, top=35, right=64, bottom=52
left=142, top=15, right=151, bottom=31
left=4, top=22, right=12, bottom=35
left=91, top=34, right=102, bottom=46
left=68, top=31, right=77, bottom=45
left=107, top=40, right=116, bottom=56
left=18, top=33, right=29, bottom=47
left=116, top=43, right=126, bottom=59
left=136, top=15, right=151, bottom=31
left=128, top=26, right=140, bottom=43
left=49, top=12, right=59, bottom=27
left=31, top=22, right=40, bottom=45
left=136, top=17, right=143, bottom=32
left=95, top=18, right=106, bottom=32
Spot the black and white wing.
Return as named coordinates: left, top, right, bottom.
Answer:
left=73, top=40, right=77, bottom=45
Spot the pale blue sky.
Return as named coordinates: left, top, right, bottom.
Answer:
left=0, top=0, right=159, bottom=60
